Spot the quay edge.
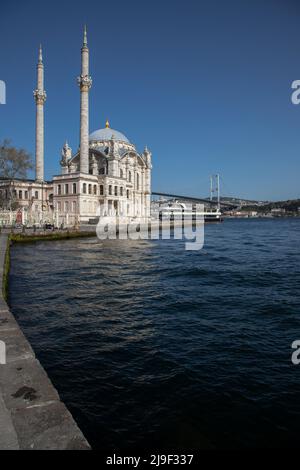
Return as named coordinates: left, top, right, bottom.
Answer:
left=0, top=234, right=91, bottom=450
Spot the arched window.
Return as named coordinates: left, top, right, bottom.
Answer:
left=19, top=190, right=22, bottom=199
left=73, top=183, right=77, bottom=194
left=88, top=184, right=92, bottom=195
left=114, top=186, right=118, bottom=196
left=94, top=185, right=97, bottom=195
left=65, top=184, right=69, bottom=195
left=83, top=183, right=87, bottom=194
left=100, top=185, right=104, bottom=195
left=109, top=185, right=112, bottom=195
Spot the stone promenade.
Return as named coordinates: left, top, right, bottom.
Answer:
left=0, top=234, right=90, bottom=450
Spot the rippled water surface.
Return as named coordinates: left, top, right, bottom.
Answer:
left=9, top=219, right=300, bottom=449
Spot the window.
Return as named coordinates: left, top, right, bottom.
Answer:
left=58, top=185, right=61, bottom=195
left=114, top=186, right=118, bottom=196
left=83, top=183, right=87, bottom=194
left=120, top=187, right=123, bottom=196
left=88, top=184, right=92, bottom=195
left=35, top=191, right=39, bottom=199
left=109, top=185, right=112, bottom=195
left=100, top=185, right=104, bottom=195
left=65, top=184, right=69, bottom=195
left=19, top=190, right=22, bottom=199
left=128, top=171, right=132, bottom=183
left=25, top=191, right=28, bottom=199
left=65, top=201, right=69, bottom=212
left=93, top=185, right=97, bottom=195
left=73, top=183, right=77, bottom=194
left=127, top=189, right=130, bottom=199
left=72, top=201, right=76, bottom=212
left=136, top=173, right=139, bottom=190
left=120, top=169, right=123, bottom=178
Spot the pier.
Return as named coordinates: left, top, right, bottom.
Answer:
left=0, top=234, right=90, bottom=450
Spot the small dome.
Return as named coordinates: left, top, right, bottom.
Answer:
left=89, top=127, right=130, bottom=143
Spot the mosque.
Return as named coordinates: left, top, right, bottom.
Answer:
left=0, top=27, right=152, bottom=226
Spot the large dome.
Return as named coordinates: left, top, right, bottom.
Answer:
left=89, top=125, right=130, bottom=143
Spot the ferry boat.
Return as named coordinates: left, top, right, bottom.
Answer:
left=151, top=201, right=222, bottom=223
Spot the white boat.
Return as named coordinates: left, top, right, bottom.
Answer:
left=151, top=201, right=222, bottom=223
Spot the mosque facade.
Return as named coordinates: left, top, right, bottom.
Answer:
left=0, top=27, right=152, bottom=227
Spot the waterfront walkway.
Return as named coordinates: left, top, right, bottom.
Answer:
left=0, top=234, right=90, bottom=450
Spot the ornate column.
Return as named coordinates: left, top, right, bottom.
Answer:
left=33, top=45, right=47, bottom=182
left=77, top=26, right=92, bottom=174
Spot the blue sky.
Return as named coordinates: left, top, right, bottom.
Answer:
left=0, top=0, right=300, bottom=201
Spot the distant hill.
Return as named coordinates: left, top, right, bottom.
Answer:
left=239, top=199, right=300, bottom=213
left=209, top=196, right=267, bottom=205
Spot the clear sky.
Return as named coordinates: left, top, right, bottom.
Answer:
left=0, top=0, right=300, bottom=201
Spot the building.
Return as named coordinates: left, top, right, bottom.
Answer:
left=0, top=28, right=152, bottom=227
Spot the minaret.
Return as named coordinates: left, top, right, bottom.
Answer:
left=77, top=25, right=92, bottom=174
left=33, top=45, right=47, bottom=181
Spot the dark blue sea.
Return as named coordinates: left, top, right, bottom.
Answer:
left=8, top=218, right=300, bottom=449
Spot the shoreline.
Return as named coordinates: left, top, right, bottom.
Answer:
left=0, top=234, right=91, bottom=450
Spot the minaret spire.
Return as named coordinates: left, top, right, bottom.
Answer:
left=33, top=44, right=47, bottom=181
left=38, top=44, right=43, bottom=64
left=77, top=25, right=92, bottom=174
left=83, top=24, right=87, bottom=47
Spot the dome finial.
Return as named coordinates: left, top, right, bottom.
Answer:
left=105, top=119, right=110, bottom=129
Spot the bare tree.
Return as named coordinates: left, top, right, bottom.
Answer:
left=0, top=139, right=33, bottom=179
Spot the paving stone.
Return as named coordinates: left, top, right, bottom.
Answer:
left=0, top=308, right=19, bottom=332
left=11, top=401, right=90, bottom=450
left=0, top=327, right=35, bottom=363
left=0, top=357, right=59, bottom=410
left=0, top=392, right=19, bottom=450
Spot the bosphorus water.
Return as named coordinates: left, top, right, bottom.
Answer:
left=8, top=218, right=300, bottom=449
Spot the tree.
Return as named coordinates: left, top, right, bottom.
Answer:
left=0, top=139, right=33, bottom=179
